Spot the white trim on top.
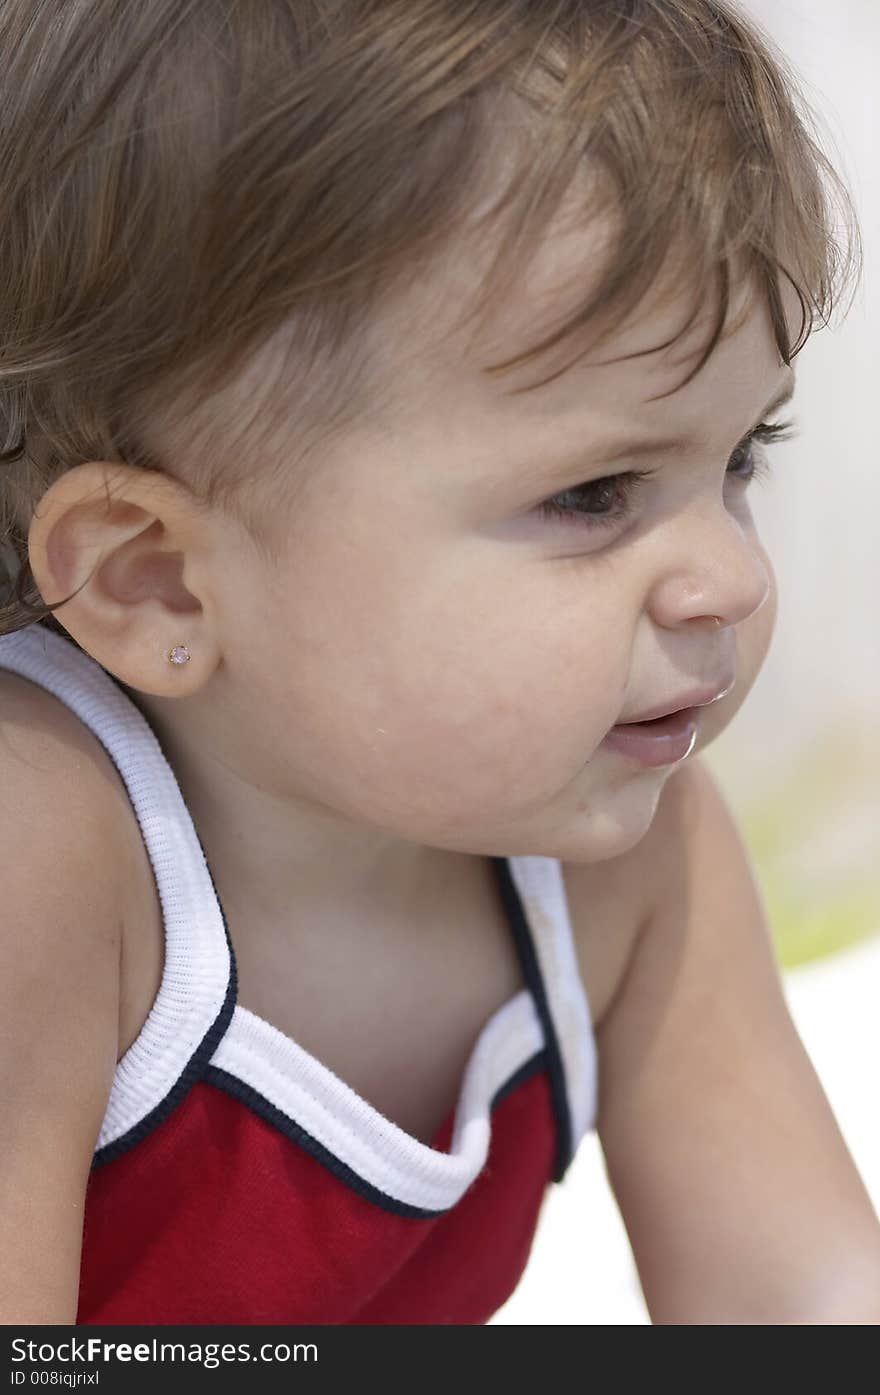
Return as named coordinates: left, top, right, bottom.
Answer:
left=0, top=627, right=598, bottom=1178
left=0, top=625, right=232, bottom=1151
left=506, top=856, right=598, bottom=1150
left=211, top=988, right=544, bottom=1212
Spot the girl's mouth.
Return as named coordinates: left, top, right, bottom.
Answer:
left=600, top=707, right=699, bottom=767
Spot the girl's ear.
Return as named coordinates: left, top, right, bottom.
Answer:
left=26, top=460, right=220, bottom=696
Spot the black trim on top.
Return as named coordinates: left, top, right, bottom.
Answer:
left=489, top=856, right=573, bottom=1183
left=491, top=1045, right=549, bottom=1113
left=92, top=828, right=240, bottom=1170
left=200, top=1046, right=550, bottom=1220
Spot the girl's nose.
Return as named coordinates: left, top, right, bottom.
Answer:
left=646, top=503, right=772, bottom=631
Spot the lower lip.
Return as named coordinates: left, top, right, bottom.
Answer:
left=601, top=707, right=699, bottom=767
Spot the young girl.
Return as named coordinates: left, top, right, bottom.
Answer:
left=1, top=0, right=878, bottom=1326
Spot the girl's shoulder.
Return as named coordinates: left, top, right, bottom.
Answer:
left=559, top=782, right=682, bottom=1036
left=0, top=664, right=134, bottom=1048
left=0, top=665, right=127, bottom=1321
left=561, top=756, right=723, bottom=1034
left=0, top=664, right=139, bottom=837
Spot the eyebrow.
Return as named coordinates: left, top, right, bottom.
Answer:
left=516, top=374, right=797, bottom=480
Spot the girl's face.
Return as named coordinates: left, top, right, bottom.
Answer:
left=211, top=226, right=796, bottom=866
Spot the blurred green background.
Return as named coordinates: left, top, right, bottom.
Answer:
left=706, top=718, right=879, bottom=970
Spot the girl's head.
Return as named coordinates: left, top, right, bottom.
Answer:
left=0, top=1, right=861, bottom=864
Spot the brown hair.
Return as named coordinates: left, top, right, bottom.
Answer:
left=0, top=0, right=862, bottom=645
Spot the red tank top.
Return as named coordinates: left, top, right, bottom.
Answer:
left=0, top=625, right=598, bottom=1325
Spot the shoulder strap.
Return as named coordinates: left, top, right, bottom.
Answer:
left=490, top=855, right=597, bottom=1181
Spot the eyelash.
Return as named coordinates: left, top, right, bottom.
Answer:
left=537, top=419, right=800, bottom=531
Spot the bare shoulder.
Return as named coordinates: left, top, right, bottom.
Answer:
left=0, top=661, right=134, bottom=1321
left=576, top=752, right=762, bottom=1072
left=0, top=664, right=134, bottom=825
left=558, top=772, right=686, bottom=1032
left=561, top=757, right=721, bottom=1031
left=0, top=662, right=134, bottom=1009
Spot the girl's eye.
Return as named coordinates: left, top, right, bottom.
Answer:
left=537, top=468, right=654, bottom=532
left=537, top=418, right=799, bottom=531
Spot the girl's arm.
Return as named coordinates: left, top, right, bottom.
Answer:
left=590, top=754, right=880, bottom=1324
left=0, top=674, right=125, bottom=1324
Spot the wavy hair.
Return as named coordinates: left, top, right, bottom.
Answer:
left=0, top=0, right=862, bottom=643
